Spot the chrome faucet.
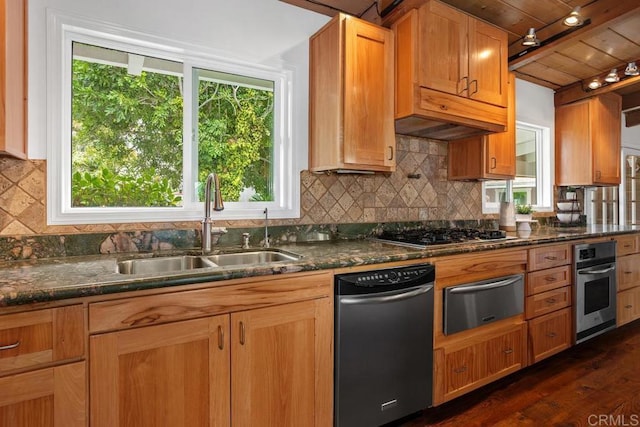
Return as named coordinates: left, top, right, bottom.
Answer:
left=263, top=207, right=270, bottom=248
left=202, top=173, right=224, bottom=253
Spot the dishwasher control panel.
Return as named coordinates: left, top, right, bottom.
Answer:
left=335, top=263, right=435, bottom=294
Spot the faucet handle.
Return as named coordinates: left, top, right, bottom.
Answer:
left=242, top=233, right=250, bottom=249
left=211, top=227, right=227, bottom=235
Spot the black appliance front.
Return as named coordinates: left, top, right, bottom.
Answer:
left=334, top=264, right=435, bottom=427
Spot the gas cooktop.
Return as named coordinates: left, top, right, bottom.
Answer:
left=374, top=228, right=508, bottom=249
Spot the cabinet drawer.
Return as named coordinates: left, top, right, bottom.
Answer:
left=89, top=271, right=332, bottom=333
left=0, top=306, right=84, bottom=374
left=527, top=265, right=571, bottom=295
left=618, top=287, right=640, bottom=327
left=526, top=286, right=571, bottom=319
left=528, top=244, right=571, bottom=271
left=617, top=253, right=640, bottom=292
left=528, top=308, right=572, bottom=364
left=616, top=235, right=639, bottom=257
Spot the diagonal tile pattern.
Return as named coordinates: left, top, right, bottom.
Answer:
left=0, top=135, right=486, bottom=237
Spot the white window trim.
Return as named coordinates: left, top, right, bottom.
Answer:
left=46, top=10, right=299, bottom=225
left=482, top=121, right=553, bottom=214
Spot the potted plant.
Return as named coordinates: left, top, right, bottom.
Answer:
left=515, top=204, right=534, bottom=221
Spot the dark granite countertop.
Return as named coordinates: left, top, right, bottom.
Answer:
left=0, top=225, right=637, bottom=307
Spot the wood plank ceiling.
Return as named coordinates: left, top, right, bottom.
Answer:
left=280, top=0, right=640, bottom=109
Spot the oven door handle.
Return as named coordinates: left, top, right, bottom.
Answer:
left=339, top=285, right=433, bottom=305
left=578, top=265, right=615, bottom=275
left=447, top=276, right=521, bottom=294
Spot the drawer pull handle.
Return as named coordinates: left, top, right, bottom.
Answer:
left=546, top=332, right=557, bottom=338
left=503, top=348, right=513, bottom=355
left=388, top=146, right=394, bottom=161
left=544, top=276, right=557, bottom=282
left=544, top=256, right=558, bottom=261
left=624, top=244, right=632, bottom=248
left=0, top=341, right=20, bottom=351
left=545, top=298, right=557, bottom=304
left=239, top=321, right=245, bottom=345
left=624, top=271, right=633, bottom=275
left=217, top=325, right=224, bottom=350
left=625, top=304, right=633, bottom=309
left=453, top=366, right=467, bottom=374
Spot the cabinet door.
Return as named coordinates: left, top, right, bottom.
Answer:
left=592, top=93, right=621, bottom=185
left=0, top=0, right=27, bottom=158
left=0, top=361, right=86, bottom=427
left=485, top=73, right=515, bottom=176
left=618, top=287, right=640, bottom=326
left=418, top=0, right=468, bottom=97
left=343, top=17, right=395, bottom=170
left=468, top=18, right=508, bottom=107
left=90, top=316, right=230, bottom=427
left=528, top=308, right=572, bottom=364
left=231, top=298, right=332, bottom=427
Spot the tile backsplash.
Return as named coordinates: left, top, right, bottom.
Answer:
left=0, top=135, right=485, bottom=239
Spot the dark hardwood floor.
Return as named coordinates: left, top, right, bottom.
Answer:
left=397, top=321, right=640, bottom=427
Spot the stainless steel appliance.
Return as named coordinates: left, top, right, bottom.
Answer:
left=334, top=264, right=435, bottom=427
left=443, top=274, right=524, bottom=335
left=574, top=241, right=617, bottom=343
left=375, top=227, right=508, bottom=249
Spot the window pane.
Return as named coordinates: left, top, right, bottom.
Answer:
left=195, top=68, right=274, bottom=203
left=71, top=42, right=183, bottom=207
left=515, top=127, right=537, bottom=206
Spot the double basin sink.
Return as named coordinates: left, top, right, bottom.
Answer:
left=117, top=250, right=302, bottom=275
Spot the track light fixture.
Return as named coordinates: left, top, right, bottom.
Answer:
left=588, top=79, right=601, bottom=90
left=522, top=28, right=540, bottom=46
left=626, top=62, right=639, bottom=76
left=604, top=69, right=620, bottom=83
left=563, top=7, right=584, bottom=27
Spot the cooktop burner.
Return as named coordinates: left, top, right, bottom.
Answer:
left=375, top=228, right=507, bottom=248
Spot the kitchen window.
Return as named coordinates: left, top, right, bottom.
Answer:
left=482, top=122, right=552, bottom=213
left=47, top=13, right=297, bottom=224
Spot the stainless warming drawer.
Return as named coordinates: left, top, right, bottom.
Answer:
left=444, top=274, right=524, bottom=335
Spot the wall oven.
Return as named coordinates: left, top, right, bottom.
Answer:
left=574, top=241, right=617, bottom=343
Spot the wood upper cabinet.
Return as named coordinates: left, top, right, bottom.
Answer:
left=231, top=299, right=332, bottom=427
left=309, top=13, right=395, bottom=173
left=448, top=72, right=515, bottom=180
left=555, top=92, right=622, bottom=186
left=390, top=0, right=508, bottom=140
left=0, top=0, right=27, bottom=159
left=0, top=361, right=86, bottom=427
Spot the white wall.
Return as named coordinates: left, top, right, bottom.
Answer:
left=622, top=114, right=640, bottom=149
left=27, top=0, right=330, bottom=159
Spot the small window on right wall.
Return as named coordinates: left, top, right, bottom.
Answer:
left=482, top=122, right=553, bottom=214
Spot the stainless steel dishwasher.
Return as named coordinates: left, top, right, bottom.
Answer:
left=334, top=263, right=435, bottom=427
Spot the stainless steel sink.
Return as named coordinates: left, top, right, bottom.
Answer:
left=203, top=250, right=301, bottom=267
left=117, top=255, right=215, bottom=274
left=117, top=250, right=302, bottom=274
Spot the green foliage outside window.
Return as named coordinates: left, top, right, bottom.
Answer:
left=71, top=43, right=275, bottom=208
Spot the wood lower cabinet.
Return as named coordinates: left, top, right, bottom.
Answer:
left=435, top=322, right=526, bottom=403
left=231, top=299, right=332, bottom=427
left=618, top=287, right=640, bottom=326
left=90, top=316, right=230, bottom=427
left=528, top=308, right=572, bottom=364
left=0, top=361, right=86, bottom=427
left=88, top=271, right=333, bottom=427
left=616, top=235, right=640, bottom=326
